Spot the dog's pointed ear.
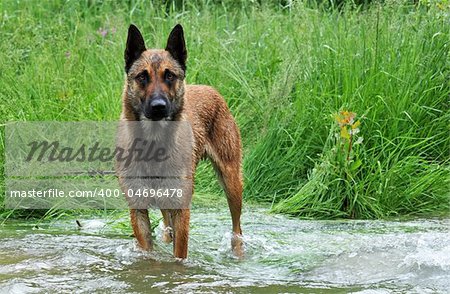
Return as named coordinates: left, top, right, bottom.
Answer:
left=165, top=24, right=187, bottom=71
left=125, top=24, right=146, bottom=73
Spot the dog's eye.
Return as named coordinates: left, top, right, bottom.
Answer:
left=165, top=71, right=176, bottom=82
left=135, top=71, right=149, bottom=85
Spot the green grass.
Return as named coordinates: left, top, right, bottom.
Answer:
left=0, top=1, right=449, bottom=219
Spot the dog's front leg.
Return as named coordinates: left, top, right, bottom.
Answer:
left=171, top=209, right=190, bottom=259
left=130, top=209, right=153, bottom=250
left=160, top=209, right=173, bottom=243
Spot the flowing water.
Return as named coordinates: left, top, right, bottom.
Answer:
left=0, top=207, right=449, bottom=293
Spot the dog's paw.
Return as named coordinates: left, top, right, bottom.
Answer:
left=162, top=225, right=173, bottom=244
left=231, top=233, right=244, bottom=259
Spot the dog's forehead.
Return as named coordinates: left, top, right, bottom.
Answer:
left=143, top=50, right=165, bottom=63
left=140, top=50, right=180, bottom=71
left=129, top=49, right=183, bottom=77
left=137, top=50, right=163, bottom=68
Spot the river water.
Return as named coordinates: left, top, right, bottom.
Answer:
left=0, top=207, right=449, bottom=293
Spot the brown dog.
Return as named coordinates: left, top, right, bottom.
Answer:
left=116, top=24, right=243, bottom=259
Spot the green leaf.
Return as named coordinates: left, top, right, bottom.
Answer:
left=350, top=159, right=362, bottom=171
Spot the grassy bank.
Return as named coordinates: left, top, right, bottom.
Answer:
left=0, top=1, right=448, bottom=219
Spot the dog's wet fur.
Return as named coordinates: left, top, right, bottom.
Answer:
left=116, top=24, right=243, bottom=259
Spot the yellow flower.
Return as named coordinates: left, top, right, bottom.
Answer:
left=340, top=126, right=350, bottom=139
left=351, top=120, right=361, bottom=129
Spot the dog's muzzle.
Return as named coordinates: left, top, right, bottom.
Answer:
left=144, top=95, right=170, bottom=121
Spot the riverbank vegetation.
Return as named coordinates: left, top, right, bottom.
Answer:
left=0, top=0, right=448, bottom=219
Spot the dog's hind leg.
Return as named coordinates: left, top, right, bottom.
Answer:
left=206, top=120, right=244, bottom=257
left=214, top=162, right=244, bottom=258
left=130, top=209, right=153, bottom=250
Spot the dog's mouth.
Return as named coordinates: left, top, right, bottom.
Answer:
left=140, top=113, right=172, bottom=122
left=147, top=114, right=167, bottom=121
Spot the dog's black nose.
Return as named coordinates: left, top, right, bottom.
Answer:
left=150, top=98, right=167, bottom=112
left=144, top=96, right=169, bottom=120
